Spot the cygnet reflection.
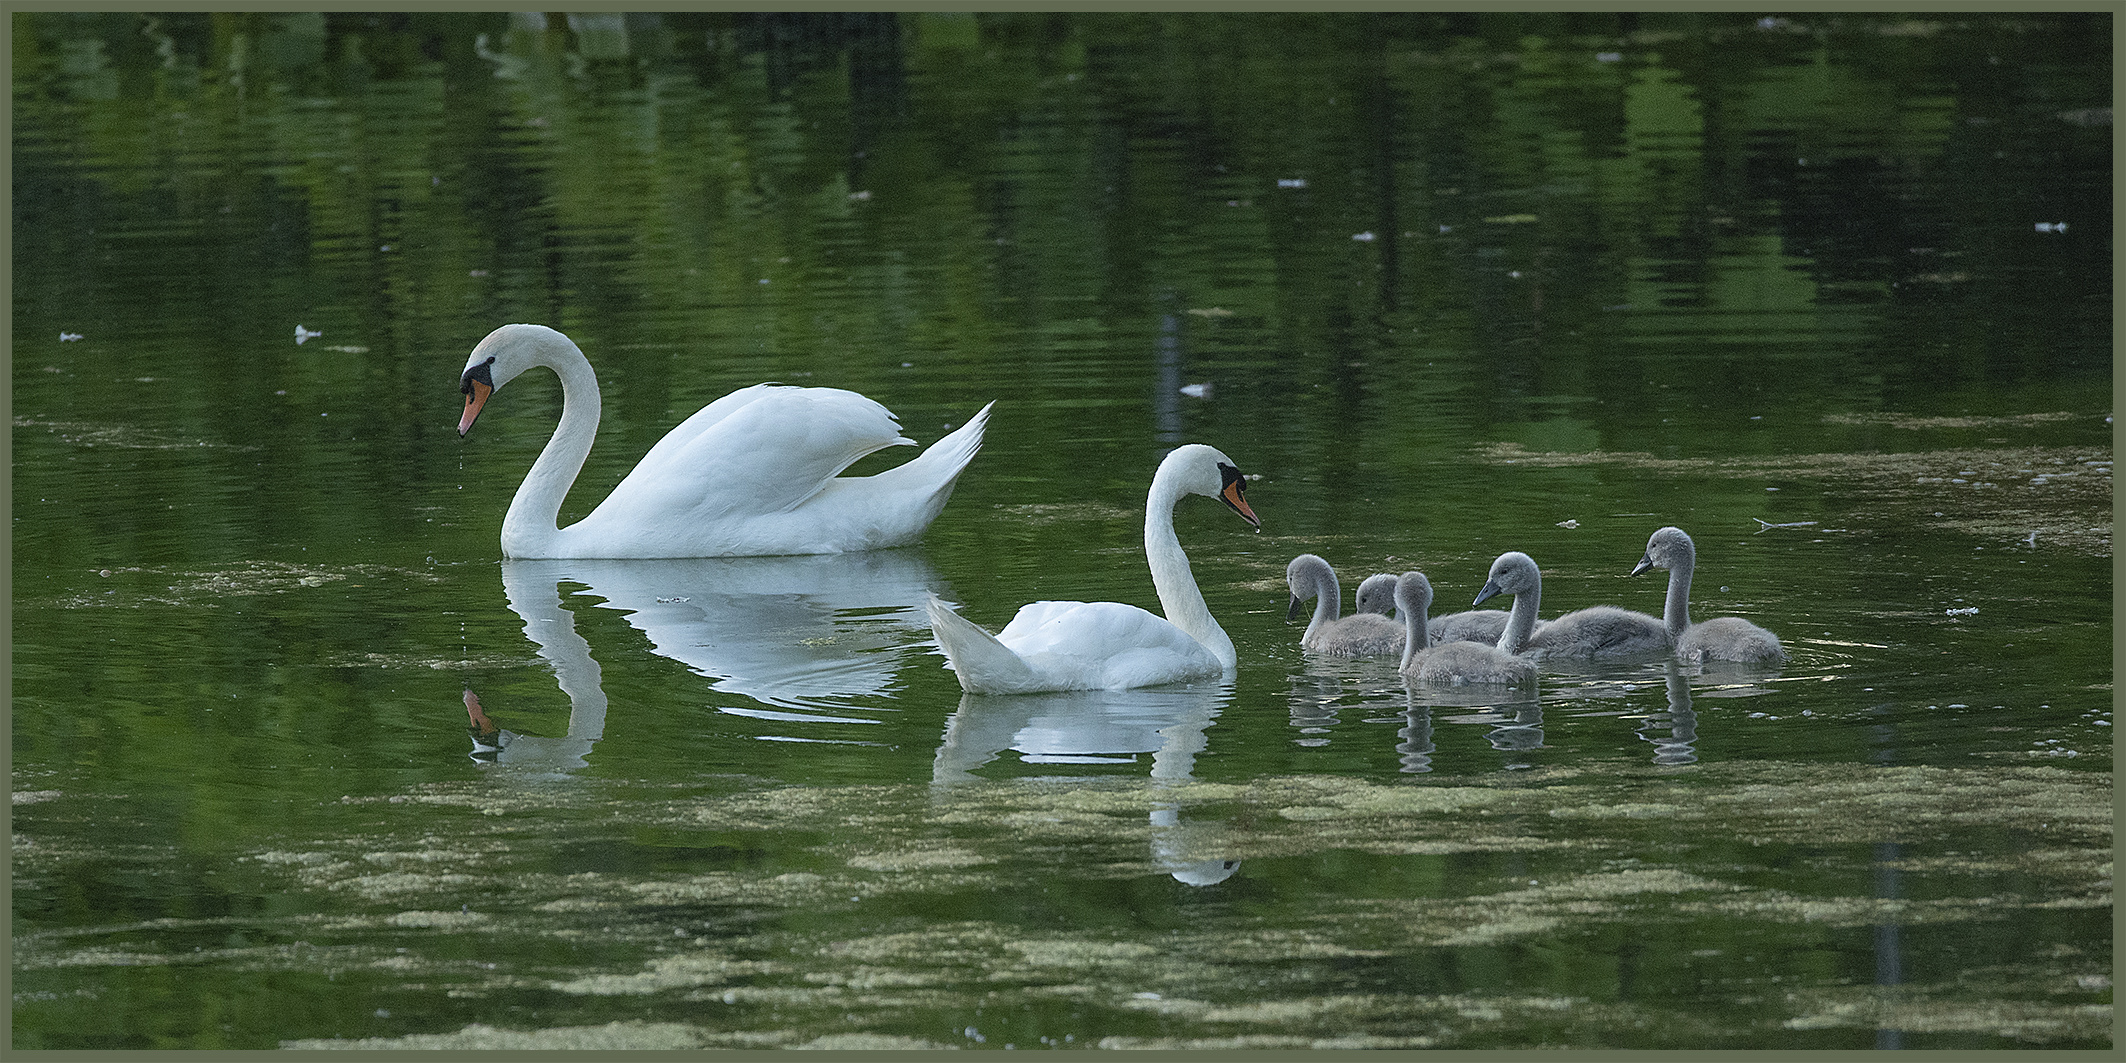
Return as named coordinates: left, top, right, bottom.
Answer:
left=1638, top=661, right=1700, bottom=766
left=932, top=684, right=1241, bottom=886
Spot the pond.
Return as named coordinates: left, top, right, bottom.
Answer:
left=11, top=11, right=2112, bottom=1051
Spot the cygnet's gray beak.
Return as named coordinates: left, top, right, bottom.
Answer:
left=1472, top=581, right=1502, bottom=607
left=1286, top=595, right=1305, bottom=621
left=1629, top=554, right=1654, bottom=577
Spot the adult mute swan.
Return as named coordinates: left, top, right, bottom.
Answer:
left=1630, top=526, right=1788, bottom=665
left=925, top=444, right=1260, bottom=693
left=1473, top=551, right=1669, bottom=659
left=1288, top=555, right=1403, bottom=656
left=456, top=323, right=993, bottom=558
left=1396, top=571, right=1536, bottom=686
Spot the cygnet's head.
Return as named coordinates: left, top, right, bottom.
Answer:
left=1285, top=553, right=1331, bottom=618
left=1354, top=573, right=1399, bottom=616
left=1630, top=526, right=1694, bottom=576
left=1472, top=551, right=1539, bottom=606
left=1392, top=570, right=1434, bottom=618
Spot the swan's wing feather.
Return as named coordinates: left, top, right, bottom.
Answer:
left=599, top=386, right=914, bottom=524
left=995, top=601, right=1222, bottom=688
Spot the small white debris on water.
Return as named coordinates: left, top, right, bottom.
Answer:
left=59, top=332, right=82, bottom=342
left=1945, top=606, right=1979, bottom=616
left=294, top=325, right=323, bottom=345
left=1277, top=178, right=1307, bottom=188
left=1179, top=383, right=1211, bottom=399
left=1352, top=231, right=1376, bottom=241
left=1596, top=51, right=1622, bottom=62
left=1557, top=519, right=1578, bottom=528
left=2035, top=222, right=2068, bottom=233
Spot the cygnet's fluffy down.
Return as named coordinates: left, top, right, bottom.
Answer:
left=1395, top=571, right=1536, bottom=686
left=1287, top=554, right=1404, bottom=657
left=1473, top=551, right=1669, bottom=660
left=1631, top=526, right=1786, bottom=665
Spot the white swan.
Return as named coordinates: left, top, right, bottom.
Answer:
left=1354, top=573, right=1399, bottom=616
left=1473, top=551, right=1669, bottom=659
left=924, top=444, right=1259, bottom=693
left=456, top=323, right=993, bottom=558
left=1396, top=571, right=1536, bottom=686
left=1287, top=555, right=1404, bottom=656
left=1631, top=526, right=1788, bottom=665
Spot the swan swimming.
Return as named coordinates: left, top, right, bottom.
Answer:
left=925, top=444, right=1259, bottom=693
left=456, top=323, right=992, bottom=558
left=1630, top=526, right=1787, bottom=665
left=1396, top=571, right=1537, bottom=686
left=1473, top=551, right=1669, bottom=659
left=1288, top=555, right=1404, bottom=656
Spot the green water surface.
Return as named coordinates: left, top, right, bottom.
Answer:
left=11, top=12, right=2112, bottom=1051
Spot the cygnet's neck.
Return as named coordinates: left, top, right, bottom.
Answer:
left=1303, top=562, right=1340, bottom=640
left=1496, top=572, right=1541, bottom=655
left=1146, top=465, right=1234, bottom=669
left=1662, top=545, right=1696, bottom=638
left=1397, top=582, right=1432, bottom=672
left=501, top=334, right=601, bottom=558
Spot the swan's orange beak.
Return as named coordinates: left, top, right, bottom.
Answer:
left=459, top=379, right=492, bottom=437
left=1222, top=480, right=1259, bottom=530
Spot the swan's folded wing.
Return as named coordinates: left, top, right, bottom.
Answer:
left=997, top=601, right=1222, bottom=688
left=601, top=386, right=915, bottom=523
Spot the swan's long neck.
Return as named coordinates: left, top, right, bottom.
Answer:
left=1146, top=470, right=1234, bottom=669
left=1663, top=546, right=1695, bottom=638
left=1495, top=577, right=1540, bottom=655
left=1304, top=565, right=1340, bottom=641
left=501, top=338, right=600, bottom=558
left=1398, top=586, right=1431, bottom=672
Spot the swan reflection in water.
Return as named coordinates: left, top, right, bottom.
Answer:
left=461, top=551, right=946, bottom=772
left=931, top=683, right=1242, bottom=886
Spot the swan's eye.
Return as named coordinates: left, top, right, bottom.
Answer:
left=461, top=358, right=496, bottom=396
left=1217, top=462, right=1246, bottom=496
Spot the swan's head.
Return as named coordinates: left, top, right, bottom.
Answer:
left=1354, top=573, right=1398, bottom=616
left=1284, top=553, right=1331, bottom=619
left=1159, top=443, right=1259, bottom=530
left=1472, top=551, right=1538, bottom=606
left=458, top=323, right=575, bottom=437
left=1393, top=571, right=1433, bottom=619
left=1630, top=526, right=1693, bottom=577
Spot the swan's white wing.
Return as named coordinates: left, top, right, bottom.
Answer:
left=997, top=601, right=1224, bottom=690
left=594, top=385, right=914, bottom=526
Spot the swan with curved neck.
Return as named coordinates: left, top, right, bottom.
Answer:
left=1396, top=571, right=1536, bottom=686
left=1631, top=526, right=1787, bottom=665
left=456, top=324, right=992, bottom=558
left=1287, top=555, right=1403, bottom=656
left=1473, top=551, right=1668, bottom=659
left=925, top=444, right=1259, bottom=693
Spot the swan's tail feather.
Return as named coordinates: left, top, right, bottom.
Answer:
left=925, top=593, right=1038, bottom=694
left=879, top=402, right=991, bottom=496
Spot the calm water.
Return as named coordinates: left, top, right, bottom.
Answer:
left=12, top=12, right=2112, bottom=1051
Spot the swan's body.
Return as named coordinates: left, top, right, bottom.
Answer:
left=1426, top=605, right=1529, bottom=647
left=1473, top=551, right=1669, bottom=660
left=1367, top=567, right=1532, bottom=646
left=1288, top=555, right=1404, bottom=657
left=456, top=324, right=992, bottom=558
left=1631, top=526, right=1787, bottom=665
left=925, top=444, right=1260, bottom=693
left=1397, top=572, right=1536, bottom=686
left=1354, top=573, right=1399, bottom=616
